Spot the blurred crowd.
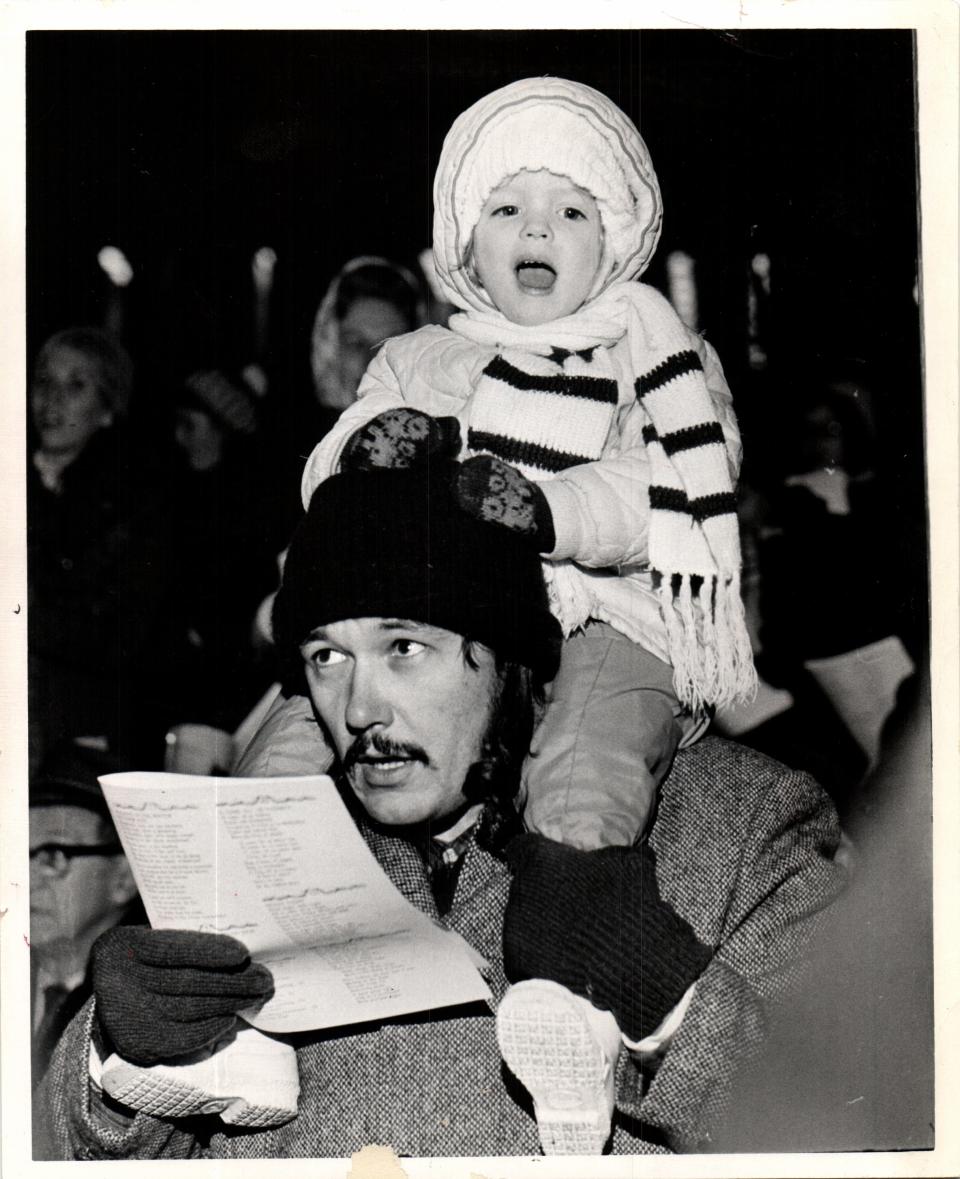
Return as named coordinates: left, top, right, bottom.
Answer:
left=27, top=256, right=433, bottom=779
left=27, top=247, right=927, bottom=1092
left=713, top=369, right=926, bottom=809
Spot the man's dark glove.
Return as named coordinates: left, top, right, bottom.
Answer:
left=91, top=927, right=275, bottom=1066
left=503, top=834, right=712, bottom=1041
left=455, top=456, right=556, bottom=553
left=340, top=408, right=461, bottom=471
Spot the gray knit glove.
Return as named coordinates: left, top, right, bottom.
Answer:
left=91, top=927, right=275, bottom=1065
left=340, top=408, right=461, bottom=471
left=503, top=834, right=712, bottom=1041
left=455, top=456, right=556, bottom=553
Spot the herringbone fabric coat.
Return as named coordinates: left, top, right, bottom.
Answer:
left=36, top=737, right=844, bottom=1159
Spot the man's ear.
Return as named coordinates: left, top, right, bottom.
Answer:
left=108, top=855, right=139, bottom=909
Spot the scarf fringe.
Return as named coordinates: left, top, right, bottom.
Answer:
left=543, top=562, right=597, bottom=637
left=657, top=571, right=758, bottom=714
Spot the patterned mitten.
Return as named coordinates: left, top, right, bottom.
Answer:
left=455, top=456, right=556, bottom=553
left=92, top=927, right=275, bottom=1065
left=503, top=834, right=712, bottom=1041
left=340, top=408, right=461, bottom=471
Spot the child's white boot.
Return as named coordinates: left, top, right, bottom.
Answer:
left=496, top=978, right=621, bottom=1155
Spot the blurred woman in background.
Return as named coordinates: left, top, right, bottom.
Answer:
left=27, top=328, right=137, bottom=770
left=269, top=256, right=423, bottom=537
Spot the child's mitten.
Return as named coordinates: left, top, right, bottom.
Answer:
left=455, top=456, right=556, bottom=553
left=502, top=834, right=712, bottom=1041
left=340, top=408, right=461, bottom=471
left=91, top=927, right=275, bottom=1065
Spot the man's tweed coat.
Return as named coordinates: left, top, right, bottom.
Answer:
left=35, top=737, right=844, bottom=1159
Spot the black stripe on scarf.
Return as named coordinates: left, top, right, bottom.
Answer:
left=642, top=422, right=726, bottom=454
left=485, top=355, right=618, bottom=404
left=649, top=485, right=737, bottom=522
left=635, top=350, right=703, bottom=398
left=467, top=429, right=593, bottom=474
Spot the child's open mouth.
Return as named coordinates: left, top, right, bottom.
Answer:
left=515, top=260, right=557, bottom=292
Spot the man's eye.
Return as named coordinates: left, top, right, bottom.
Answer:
left=305, top=647, right=346, bottom=668
left=391, top=639, right=425, bottom=658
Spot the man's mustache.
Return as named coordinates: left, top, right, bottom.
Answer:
left=342, top=732, right=429, bottom=775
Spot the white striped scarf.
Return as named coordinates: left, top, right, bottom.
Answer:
left=450, top=280, right=757, bottom=712
left=466, top=349, right=620, bottom=482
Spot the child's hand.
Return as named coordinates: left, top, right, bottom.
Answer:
left=455, top=456, right=556, bottom=553
left=340, top=408, right=461, bottom=471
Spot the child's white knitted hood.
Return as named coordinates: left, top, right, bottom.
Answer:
left=432, top=76, right=663, bottom=315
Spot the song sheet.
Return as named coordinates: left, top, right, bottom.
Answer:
left=99, top=772, right=491, bottom=1032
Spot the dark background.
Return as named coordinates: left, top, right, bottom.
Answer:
left=27, top=28, right=923, bottom=507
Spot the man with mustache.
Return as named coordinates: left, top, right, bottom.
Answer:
left=36, top=462, right=845, bottom=1159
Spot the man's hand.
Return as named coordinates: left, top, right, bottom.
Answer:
left=455, top=456, right=556, bottom=553
left=91, top=927, right=275, bottom=1065
left=503, top=834, right=711, bottom=1041
left=340, top=408, right=461, bottom=471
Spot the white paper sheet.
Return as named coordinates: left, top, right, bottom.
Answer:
left=98, top=772, right=491, bottom=1033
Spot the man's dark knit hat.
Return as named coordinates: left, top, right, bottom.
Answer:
left=273, top=463, right=562, bottom=682
left=30, top=740, right=120, bottom=820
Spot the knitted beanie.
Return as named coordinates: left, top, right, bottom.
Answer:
left=182, top=369, right=259, bottom=435
left=30, top=739, right=120, bottom=822
left=432, top=76, right=663, bottom=314
left=273, top=463, right=562, bottom=684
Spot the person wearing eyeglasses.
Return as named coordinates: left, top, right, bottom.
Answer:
left=29, top=741, right=142, bottom=1094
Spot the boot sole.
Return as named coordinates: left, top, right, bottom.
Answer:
left=496, top=979, right=619, bottom=1155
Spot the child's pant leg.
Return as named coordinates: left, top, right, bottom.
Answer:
left=232, top=690, right=335, bottom=778
left=521, top=621, right=690, bottom=850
